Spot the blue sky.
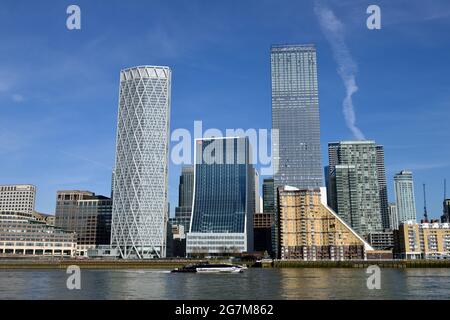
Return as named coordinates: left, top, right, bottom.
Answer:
left=0, top=0, right=449, bottom=219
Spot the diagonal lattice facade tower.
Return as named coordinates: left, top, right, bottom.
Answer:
left=111, top=66, right=171, bottom=259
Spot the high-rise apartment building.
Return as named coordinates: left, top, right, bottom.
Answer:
left=111, top=66, right=171, bottom=259
left=394, top=220, right=450, bottom=259
left=388, top=202, right=399, bottom=230
left=271, top=44, right=323, bottom=257
left=394, top=171, right=417, bottom=224
left=327, top=141, right=383, bottom=238
left=168, top=165, right=194, bottom=257
left=277, top=186, right=372, bottom=260
left=376, top=146, right=389, bottom=229
left=186, top=137, right=255, bottom=256
left=55, top=190, right=112, bottom=256
left=0, top=184, right=36, bottom=216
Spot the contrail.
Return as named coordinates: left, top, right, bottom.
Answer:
left=314, top=0, right=365, bottom=140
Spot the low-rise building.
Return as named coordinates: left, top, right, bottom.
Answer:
left=367, top=230, right=394, bottom=250
left=394, top=220, right=450, bottom=259
left=0, top=211, right=77, bottom=257
left=277, top=186, right=373, bottom=260
left=253, top=212, right=273, bottom=256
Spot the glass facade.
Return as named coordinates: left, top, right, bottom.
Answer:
left=170, top=165, right=194, bottom=233
left=271, top=44, right=323, bottom=189
left=271, top=44, right=323, bottom=257
left=55, top=191, right=112, bottom=256
left=262, top=178, right=275, bottom=213
left=111, top=66, right=171, bottom=259
left=187, top=137, right=254, bottom=255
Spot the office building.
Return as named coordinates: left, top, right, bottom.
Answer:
left=55, top=190, right=112, bottom=256
left=277, top=186, right=372, bottom=260
left=186, top=137, right=255, bottom=256
left=171, top=165, right=194, bottom=232
left=394, top=171, right=417, bottom=223
left=111, top=66, right=171, bottom=259
left=442, top=199, right=450, bottom=223
left=253, top=212, right=274, bottom=255
left=388, top=202, right=399, bottom=230
left=394, top=220, right=450, bottom=259
left=262, top=178, right=275, bottom=213
left=327, top=141, right=383, bottom=238
left=271, top=44, right=323, bottom=257
left=167, top=166, right=194, bottom=257
left=0, top=211, right=76, bottom=257
left=0, top=184, right=36, bottom=216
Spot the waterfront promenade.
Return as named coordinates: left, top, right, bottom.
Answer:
left=1, top=258, right=450, bottom=269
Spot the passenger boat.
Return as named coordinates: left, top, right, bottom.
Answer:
left=171, top=263, right=247, bottom=273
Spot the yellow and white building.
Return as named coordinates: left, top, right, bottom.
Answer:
left=277, top=186, right=373, bottom=260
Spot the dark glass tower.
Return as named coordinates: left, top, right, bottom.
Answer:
left=171, top=165, right=194, bottom=232
left=262, top=178, right=275, bottom=213
left=187, top=137, right=254, bottom=256
left=271, top=44, right=323, bottom=257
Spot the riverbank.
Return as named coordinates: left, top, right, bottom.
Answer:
left=1, top=258, right=450, bottom=269
left=0, top=259, right=206, bottom=269
left=269, top=259, right=450, bottom=268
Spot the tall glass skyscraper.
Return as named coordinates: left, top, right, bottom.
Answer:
left=271, top=44, right=323, bottom=256
left=186, top=137, right=255, bottom=256
left=111, top=66, right=171, bottom=259
left=394, top=171, right=417, bottom=223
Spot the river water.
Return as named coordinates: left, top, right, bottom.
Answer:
left=0, top=268, right=449, bottom=299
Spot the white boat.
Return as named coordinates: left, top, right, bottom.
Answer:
left=172, top=263, right=247, bottom=273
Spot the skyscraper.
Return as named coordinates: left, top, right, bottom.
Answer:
left=171, top=165, right=194, bottom=232
left=111, top=66, right=171, bottom=259
left=376, top=145, right=389, bottom=229
left=394, top=170, right=417, bottom=224
left=262, top=178, right=275, bottom=213
left=271, top=44, right=323, bottom=256
left=442, top=199, right=450, bottom=223
left=186, top=137, right=255, bottom=256
left=327, top=141, right=383, bottom=237
left=388, top=202, right=399, bottom=230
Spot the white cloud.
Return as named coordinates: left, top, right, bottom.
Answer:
left=314, top=0, right=365, bottom=140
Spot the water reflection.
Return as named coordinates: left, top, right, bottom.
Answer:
left=0, top=268, right=449, bottom=300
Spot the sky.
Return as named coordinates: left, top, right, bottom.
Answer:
left=0, top=0, right=449, bottom=219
